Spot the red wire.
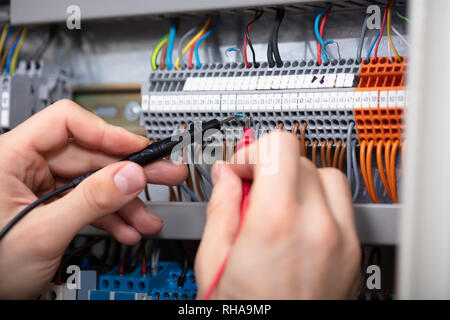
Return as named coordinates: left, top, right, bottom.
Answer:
left=373, top=0, right=391, bottom=61
left=202, top=127, right=255, bottom=300
left=317, top=6, right=332, bottom=66
left=244, top=12, right=258, bottom=68
left=188, top=17, right=213, bottom=69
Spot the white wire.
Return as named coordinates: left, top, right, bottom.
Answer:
left=391, top=25, right=411, bottom=48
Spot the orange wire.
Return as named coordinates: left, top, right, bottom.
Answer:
left=304, top=139, right=311, bottom=160
left=292, top=122, right=300, bottom=135
left=300, top=122, right=308, bottom=157
left=338, top=141, right=347, bottom=171
left=278, top=122, right=284, bottom=130
left=332, top=140, right=342, bottom=168
left=385, top=140, right=392, bottom=194
left=326, top=140, right=334, bottom=167
left=390, top=140, right=400, bottom=203
left=376, top=140, right=393, bottom=201
left=360, top=140, right=370, bottom=200
left=366, top=140, right=379, bottom=203
left=401, top=141, right=405, bottom=170
left=312, top=140, right=319, bottom=167
left=321, top=140, right=327, bottom=168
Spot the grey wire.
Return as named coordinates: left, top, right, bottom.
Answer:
left=255, top=122, right=261, bottom=139
left=190, top=143, right=211, bottom=201
left=180, top=183, right=200, bottom=202
left=177, top=27, right=199, bottom=69
left=351, top=139, right=360, bottom=201
left=346, top=122, right=355, bottom=186
left=356, top=14, right=369, bottom=63
left=150, top=245, right=160, bottom=276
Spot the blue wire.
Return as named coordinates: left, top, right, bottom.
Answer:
left=166, top=18, right=176, bottom=70
left=366, top=28, right=381, bottom=63
left=4, top=26, right=11, bottom=46
left=5, top=31, right=22, bottom=74
left=195, top=15, right=221, bottom=69
left=314, top=3, right=333, bottom=64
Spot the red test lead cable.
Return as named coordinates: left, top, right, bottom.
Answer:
left=202, top=126, right=255, bottom=300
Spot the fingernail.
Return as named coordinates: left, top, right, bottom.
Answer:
left=211, top=161, right=224, bottom=185
left=138, top=135, right=150, bottom=146
left=114, top=163, right=144, bottom=195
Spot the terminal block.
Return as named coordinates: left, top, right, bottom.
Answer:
left=141, top=59, right=362, bottom=144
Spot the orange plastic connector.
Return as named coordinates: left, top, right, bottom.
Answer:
left=356, top=56, right=407, bottom=91
left=353, top=107, right=405, bottom=143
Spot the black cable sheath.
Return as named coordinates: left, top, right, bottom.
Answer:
left=246, top=10, right=264, bottom=68
left=32, top=25, right=58, bottom=62
left=0, top=182, right=75, bottom=240
left=176, top=240, right=188, bottom=288
left=272, top=8, right=285, bottom=67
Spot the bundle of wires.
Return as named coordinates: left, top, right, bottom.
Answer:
left=366, top=0, right=392, bottom=63
left=267, top=8, right=285, bottom=68
left=151, top=34, right=169, bottom=70
left=30, top=25, right=58, bottom=64
left=0, top=26, right=28, bottom=74
left=243, top=10, right=263, bottom=68
left=314, top=3, right=333, bottom=65
left=192, top=15, right=220, bottom=69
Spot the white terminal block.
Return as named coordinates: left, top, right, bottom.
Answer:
left=343, top=74, right=355, bottom=88
left=335, top=73, right=346, bottom=88
left=287, top=74, right=297, bottom=89
left=282, top=93, right=290, bottom=110
left=149, top=95, right=157, bottom=112
left=329, top=93, right=337, bottom=109
left=310, top=75, right=320, bottom=89
left=250, top=94, right=259, bottom=110
left=248, top=76, right=258, bottom=91
left=242, top=94, right=251, bottom=111
left=40, top=283, right=77, bottom=300
left=397, top=90, right=406, bottom=107
left=345, top=92, right=354, bottom=110
left=270, top=76, right=280, bottom=90
left=197, top=95, right=206, bottom=111
left=303, top=75, right=314, bottom=89
left=221, top=94, right=229, bottom=111
left=279, top=75, right=290, bottom=89
left=228, top=94, right=237, bottom=111
left=259, top=94, right=267, bottom=110
left=225, top=77, right=235, bottom=91
left=388, top=90, right=398, bottom=107
left=305, top=92, right=314, bottom=109
left=353, top=91, right=363, bottom=108
left=182, top=77, right=193, bottom=91
left=236, top=94, right=244, bottom=111
left=274, top=93, right=282, bottom=110
left=191, top=95, right=199, bottom=111
left=141, top=94, right=150, bottom=112
left=379, top=91, right=388, bottom=108
left=326, top=74, right=337, bottom=88
left=321, top=92, right=330, bottom=110
left=362, top=91, right=371, bottom=108
left=1, top=109, right=9, bottom=128
left=337, top=92, right=346, bottom=109
left=256, top=76, right=266, bottom=90
left=266, top=93, right=274, bottom=110
left=213, top=94, right=221, bottom=111
left=313, top=92, right=322, bottom=109
left=240, top=77, right=250, bottom=91
left=297, top=93, right=305, bottom=110
left=370, top=91, right=379, bottom=108
left=317, top=75, right=327, bottom=89
left=295, top=74, right=305, bottom=89
left=233, top=77, right=243, bottom=91
left=289, top=92, right=299, bottom=110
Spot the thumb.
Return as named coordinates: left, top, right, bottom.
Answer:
left=195, top=161, right=242, bottom=296
left=38, top=161, right=146, bottom=250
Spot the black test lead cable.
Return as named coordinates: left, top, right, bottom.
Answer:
left=0, top=115, right=242, bottom=241
left=267, top=8, right=285, bottom=68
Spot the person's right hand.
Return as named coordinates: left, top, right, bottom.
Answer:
left=195, top=131, right=361, bottom=299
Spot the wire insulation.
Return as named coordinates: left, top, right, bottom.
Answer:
left=195, top=15, right=221, bottom=69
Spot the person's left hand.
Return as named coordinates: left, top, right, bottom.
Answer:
left=0, top=100, right=188, bottom=299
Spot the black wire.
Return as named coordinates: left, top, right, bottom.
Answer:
left=176, top=240, right=188, bottom=288
left=0, top=181, right=76, bottom=240
left=32, top=25, right=58, bottom=62
left=246, top=10, right=264, bottom=68
left=272, top=8, right=285, bottom=67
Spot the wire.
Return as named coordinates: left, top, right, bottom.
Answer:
left=225, top=47, right=243, bottom=62
left=317, top=4, right=333, bottom=65
left=312, top=140, right=319, bottom=166
left=326, top=139, right=334, bottom=167
left=32, top=25, right=58, bottom=62
left=244, top=10, right=264, bottom=68
left=376, top=140, right=393, bottom=201
left=339, top=140, right=347, bottom=171
left=384, top=140, right=392, bottom=197
left=373, top=1, right=391, bottom=62
left=1, top=29, right=21, bottom=73
left=356, top=14, right=369, bottom=63
left=0, top=182, right=75, bottom=240
left=333, top=140, right=342, bottom=168
left=176, top=27, right=198, bottom=70
left=387, top=2, right=402, bottom=62
left=166, top=18, right=177, bottom=70
left=0, top=23, right=10, bottom=58
left=268, top=8, right=285, bottom=68
left=151, top=34, right=169, bottom=70
left=191, top=143, right=206, bottom=201
left=393, top=0, right=409, bottom=22
left=176, top=241, right=188, bottom=288
left=150, top=240, right=160, bottom=276
left=255, top=122, right=261, bottom=139
left=180, top=183, right=200, bottom=202
left=300, top=122, right=307, bottom=157
left=389, top=140, right=400, bottom=203
left=175, top=16, right=212, bottom=70
left=320, top=140, right=327, bottom=168
left=10, top=27, right=28, bottom=74
left=139, top=240, right=148, bottom=277
left=314, top=3, right=333, bottom=65
left=160, top=41, right=169, bottom=70
left=391, top=25, right=410, bottom=48
left=360, top=140, right=370, bottom=199
left=366, top=140, right=379, bottom=203
left=351, top=139, right=360, bottom=201
left=195, top=15, right=221, bottom=69
left=346, top=122, right=355, bottom=183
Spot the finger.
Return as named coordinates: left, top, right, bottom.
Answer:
left=143, top=159, right=188, bottom=186
left=117, top=197, right=163, bottom=235
left=11, top=99, right=149, bottom=155
left=29, top=161, right=146, bottom=253
left=317, top=168, right=356, bottom=237
left=46, top=143, right=120, bottom=178
left=92, top=213, right=142, bottom=245
left=195, top=161, right=242, bottom=297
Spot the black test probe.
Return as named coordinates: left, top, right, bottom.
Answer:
left=0, top=115, right=241, bottom=240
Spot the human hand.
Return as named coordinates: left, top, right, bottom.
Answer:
left=0, top=100, right=188, bottom=299
left=195, top=131, right=360, bottom=299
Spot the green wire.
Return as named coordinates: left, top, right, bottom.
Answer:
left=394, top=0, right=409, bottom=22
